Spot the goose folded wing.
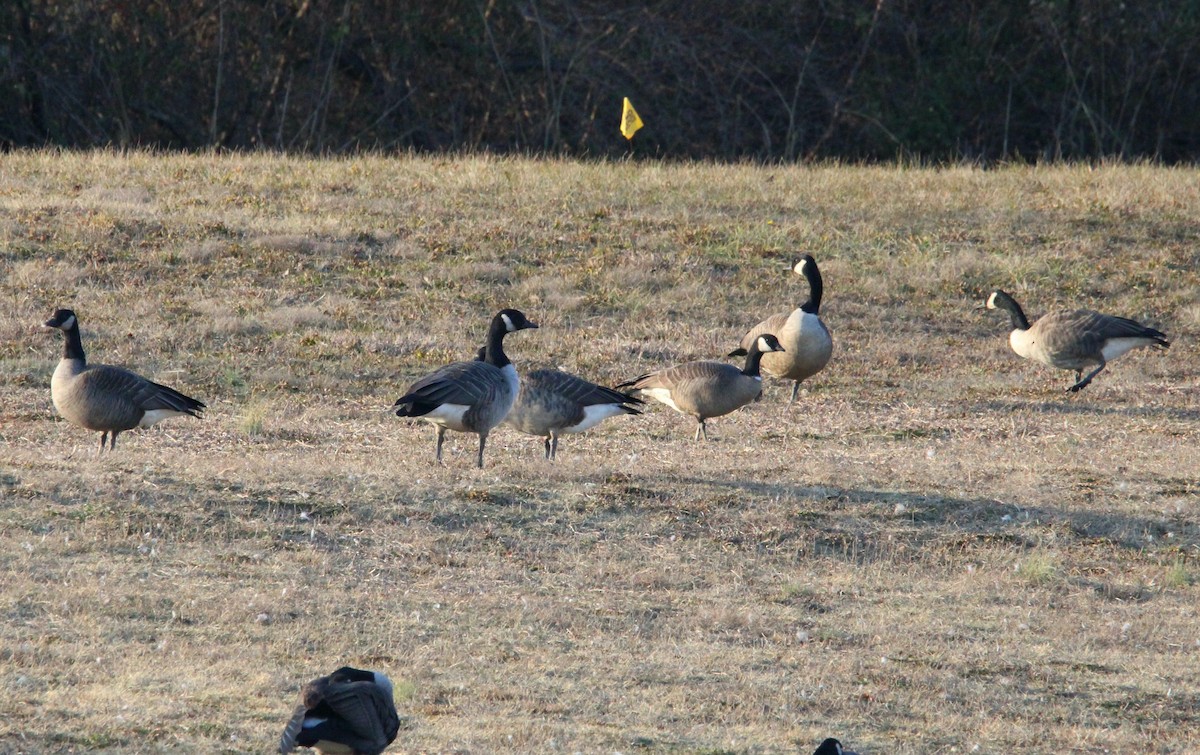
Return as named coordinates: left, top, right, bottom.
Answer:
left=323, top=682, right=399, bottom=752
left=536, top=371, right=643, bottom=407
left=399, top=362, right=502, bottom=406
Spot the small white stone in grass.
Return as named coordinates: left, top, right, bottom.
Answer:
left=299, top=510, right=311, bottom=520
left=256, top=612, right=271, bottom=624
left=1001, top=514, right=1013, bottom=522
left=1121, top=622, right=1132, bottom=634
left=894, top=503, right=907, bottom=514
left=925, top=448, right=935, bottom=459
left=796, top=630, right=811, bottom=643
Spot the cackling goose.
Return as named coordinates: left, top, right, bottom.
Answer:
left=986, top=289, right=1169, bottom=392
left=505, top=366, right=644, bottom=460
left=393, top=309, right=537, bottom=467
left=279, top=665, right=400, bottom=755
left=617, top=334, right=784, bottom=441
left=43, top=308, right=205, bottom=451
left=731, top=254, right=832, bottom=403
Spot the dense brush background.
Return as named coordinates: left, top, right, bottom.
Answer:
left=3, top=1, right=1200, bottom=160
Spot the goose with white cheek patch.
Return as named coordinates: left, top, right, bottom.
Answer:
left=985, top=289, right=1169, bottom=392
left=393, top=309, right=537, bottom=467
left=730, top=254, right=832, bottom=403
left=279, top=665, right=400, bottom=755
left=812, top=737, right=859, bottom=755
left=617, top=333, right=784, bottom=441
left=43, top=308, right=205, bottom=451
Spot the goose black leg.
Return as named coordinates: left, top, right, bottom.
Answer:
left=1068, top=362, right=1106, bottom=392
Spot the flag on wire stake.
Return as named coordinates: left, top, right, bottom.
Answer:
left=620, top=97, right=643, bottom=140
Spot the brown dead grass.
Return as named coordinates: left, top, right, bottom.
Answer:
left=1, top=152, right=1199, bottom=754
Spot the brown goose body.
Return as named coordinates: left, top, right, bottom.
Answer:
left=986, top=290, right=1169, bottom=392
left=732, top=255, right=832, bottom=402
left=44, top=309, right=205, bottom=451
left=618, top=334, right=784, bottom=441
left=280, top=666, right=400, bottom=755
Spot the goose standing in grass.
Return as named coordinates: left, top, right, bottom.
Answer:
left=393, top=309, right=537, bottom=467
left=985, top=289, right=1170, bottom=392
left=43, top=308, right=205, bottom=451
left=279, top=665, right=400, bottom=755
left=617, top=334, right=784, bottom=441
left=812, top=737, right=859, bottom=755
left=504, top=365, right=644, bottom=460
left=731, top=254, right=832, bottom=403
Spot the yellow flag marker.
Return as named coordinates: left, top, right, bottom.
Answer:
left=620, top=97, right=644, bottom=140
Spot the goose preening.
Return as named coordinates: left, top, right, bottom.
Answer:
left=812, top=737, right=859, bottom=755
left=985, top=290, right=1169, bottom=392
left=43, top=308, right=205, bottom=451
left=505, top=367, right=644, bottom=460
left=730, top=254, right=832, bottom=403
left=617, top=333, right=784, bottom=441
left=279, top=666, right=400, bottom=755
left=393, top=309, right=538, bottom=467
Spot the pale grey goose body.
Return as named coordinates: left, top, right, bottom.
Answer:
left=986, top=289, right=1169, bottom=392
left=617, top=334, right=784, bottom=441
left=731, top=254, right=832, bottom=402
left=506, top=367, right=644, bottom=460
left=393, top=309, right=537, bottom=467
left=43, top=308, right=205, bottom=451
left=279, top=666, right=400, bottom=755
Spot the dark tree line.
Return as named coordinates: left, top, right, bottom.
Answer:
left=2, top=0, right=1198, bottom=161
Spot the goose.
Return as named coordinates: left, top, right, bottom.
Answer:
left=985, top=289, right=1169, bottom=392
left=505, top=366, right=644, bottom=460
left=43, top=308, right=205, bottom=451
left=279, top=665, right=400, bottom=755
left=812, top=738, right=859, bottom=755
left=617, top=333, right=784, bottom=441
left=393, top=309, right=537, bottom=467
left=730, top=254, right=832, bottom=403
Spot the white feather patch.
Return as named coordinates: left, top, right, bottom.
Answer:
left=138, top=409, right=188, bottom=427
left=562, top=403, right=628, bottom=433
left=1101, top=337, right=1156, bottom=361
left=422, top=403, right=471, bottom=431
left=985, top=291, right=999, bottom=309
left=642, top=387, right=682, bottom=413
left=61, top=314, right=77, bottom=330
left=501, top=313, right=515, bottom=332
left=793, top=259, right=807, bottom=274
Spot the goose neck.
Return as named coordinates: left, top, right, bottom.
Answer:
left=800, top=263, right=823, bottom=314
left=741, top=345, right=768, bottom=376
left=481, top=318, right=512, bottom=368
left=61, top=323, right=86, bottom=363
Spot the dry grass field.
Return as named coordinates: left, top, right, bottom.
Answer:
left=1, top=152, right=1198, bottom=754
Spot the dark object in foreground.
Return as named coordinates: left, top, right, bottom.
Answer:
left=279, top=666, right=400, bottom=755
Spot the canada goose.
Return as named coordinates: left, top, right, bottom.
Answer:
left=985, top=289, right=1170, bottom=392
left=393, top=309, right=538, bottom=467
left=279, top=665, right=400, bottom=755
left=617, top=333, right=784, bottom=441
left=812, top=738, right=859, bottom=755
left=43, top=308, right=205, bottom=451
left=730, top=254, right=832, bottom=402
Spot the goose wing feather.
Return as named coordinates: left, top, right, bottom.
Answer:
left=528, top=369, right=643, bottom=408
left=1038, top=309, right=1168, bottom=358
left=278, top=703, right=308, bottom=754
left=397, top=361, right=504, bottom=408
left=322, top=680, right=400, bottom=753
